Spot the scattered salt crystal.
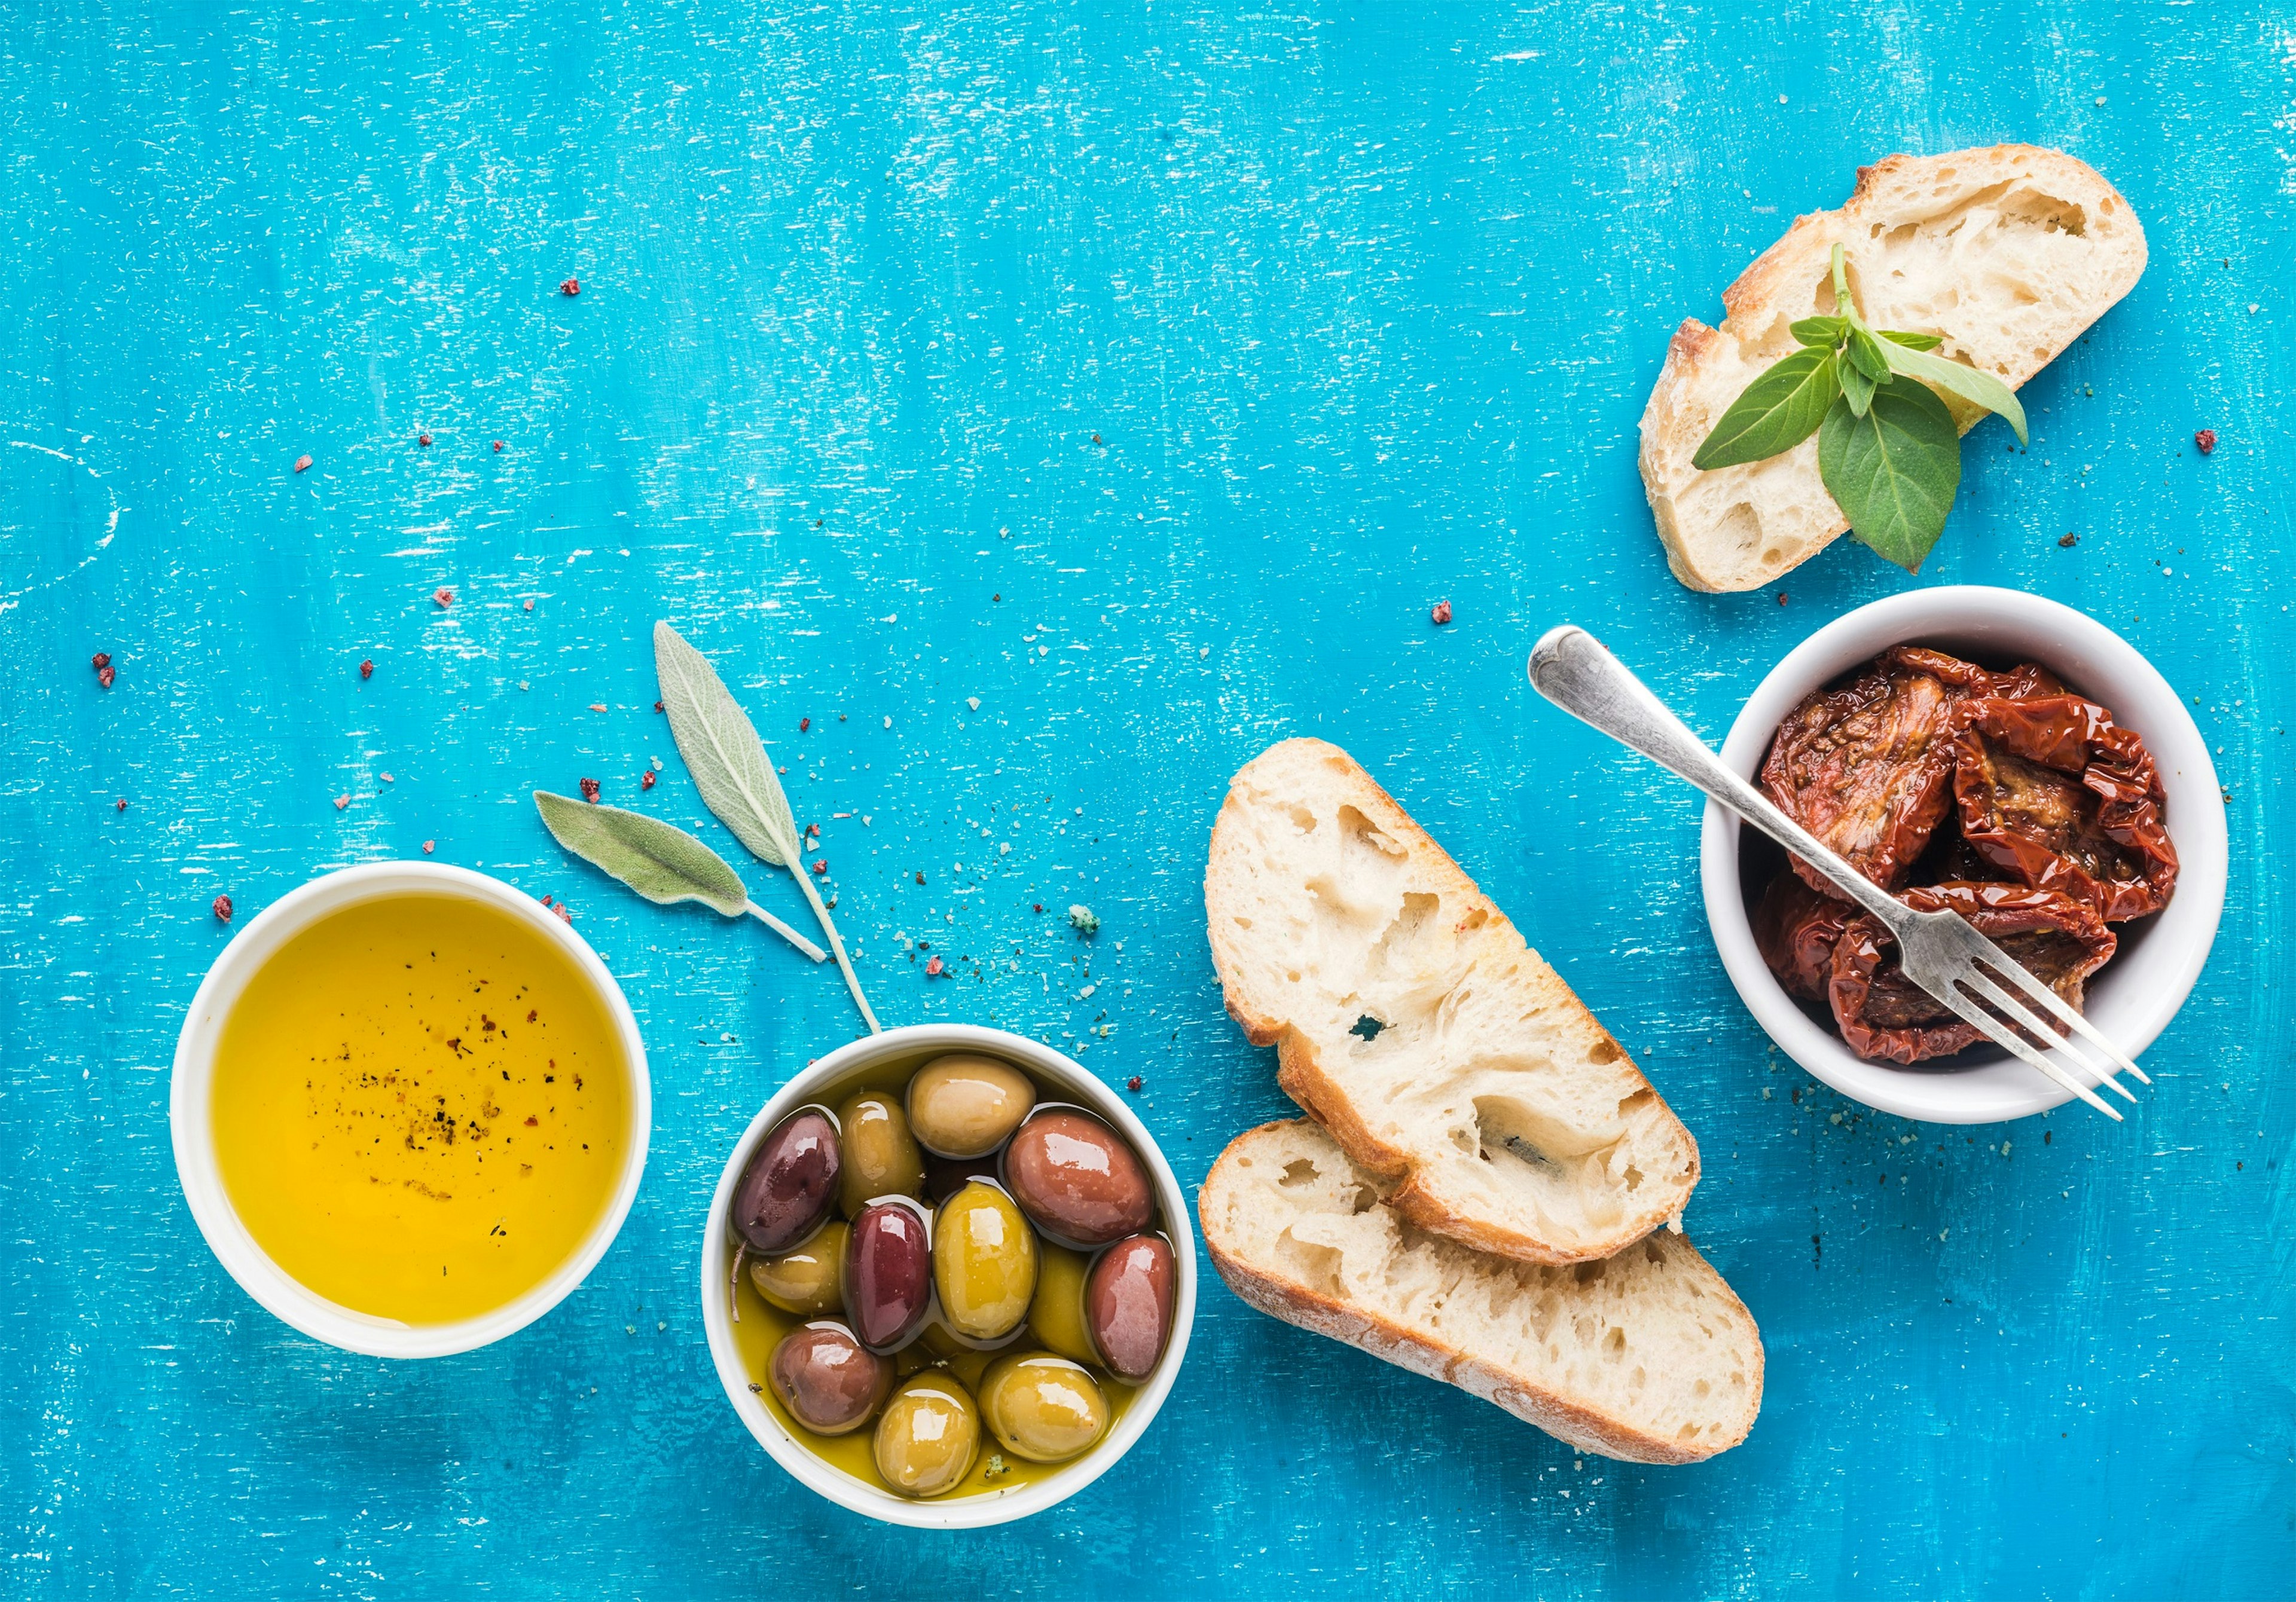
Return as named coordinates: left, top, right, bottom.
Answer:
left=883, top=716, right=893, bottom=729
left=967, top=696, right=981, bottom=711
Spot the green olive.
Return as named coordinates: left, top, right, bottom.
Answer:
left=906, top=1054, right=1034, bottom=1159
left=749, top=1221, right=847, bottom=1316
left=979, top=1352, right=1108, bottom=1463
left=1026, top=1242, right=1098, bottom=1368
left=933, top=1181, right=1038, bottom=1342
left=872, top=1374, right=981, bottom=1498
left=836, top=1090, right=926, bottom=1217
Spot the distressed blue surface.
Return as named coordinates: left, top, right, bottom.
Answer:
left=2, top=2, right=2291, bottom=1597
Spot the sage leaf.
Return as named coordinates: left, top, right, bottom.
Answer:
left=1790, top=315, right=1847, bottom=348
left=536, top=790, right=749, bottom=916
left=1692, top=347, right=1842, bottom=470
left=652, top=620, right=880, bottom=1034
left=654, top=622, right=798, bottom=868
left=1877, top=340, right=2029, bottom=444
left=1818, top=380, right=1961, bottom=572
left=1839, top=356, right=1877, bottom=417
left=1883, top=330, right=1944, bottom=352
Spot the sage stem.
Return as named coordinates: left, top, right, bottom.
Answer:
left=745, top=902, right=826, bottom=963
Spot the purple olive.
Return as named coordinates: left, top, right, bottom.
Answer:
left=732, top=1108, right=841, bottom=1256
left=1002, top=1110, right=1153, bottom=1246
left=769, top=1322, right=893, bottom=1436
left=844, top=1199, right=933, bottom=1352
left=1086, top=1233, right=1175, bottom=1381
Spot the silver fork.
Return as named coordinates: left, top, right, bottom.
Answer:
left=1528, top=625, right=2146, bottom=1120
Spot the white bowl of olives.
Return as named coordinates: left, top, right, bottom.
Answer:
left=699, top=1023, right=1196, bottom=1528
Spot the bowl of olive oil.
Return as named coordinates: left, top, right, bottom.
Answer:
left=171, top=862, right=651, bottom=1357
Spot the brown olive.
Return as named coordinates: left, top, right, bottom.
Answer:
left=1086, top=1233, right=1175, bottom=1381
left=906, top=1054, right=1033, bottom=1158
left=1025, top=1242, right=1099, bottom=1368
left=932, top=1181, right=1037, bottom=1343
left=979, top=1352, right=1107, bottom=1463
left=732, top=1107, right=841, bottom=1256
left=749, top=1221, right=847, bottom=1317
left=1003, top=1109, right=1154, bottom=1246
left=873, top=1374, right=981, bottom=1497
left=844, top=1199, right=933, bottom=1353
left=836, top=1090, right=926, bottom=1216
left=769, top=1323, right=892, bottom=1436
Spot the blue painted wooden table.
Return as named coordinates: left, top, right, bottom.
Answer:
left=4, top=3, right=2289, bottom=1596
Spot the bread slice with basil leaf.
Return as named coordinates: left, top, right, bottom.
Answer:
left=1641, top=144, right=2147, bottom=592
left=1198, top=1120, right=1763, bottom=1463
left=1204, top=737, right=1699, bottom=1266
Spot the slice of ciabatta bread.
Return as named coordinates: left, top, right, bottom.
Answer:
left=1199, top=1120, right=1762, bottom=1463
left=1205, top=737, right=1698, bottom=1265
left=1641, top=145, right=2147, bottom=592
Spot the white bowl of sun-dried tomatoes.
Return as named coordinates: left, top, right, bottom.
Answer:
left=1700, top=585, right=2227, bottom=1124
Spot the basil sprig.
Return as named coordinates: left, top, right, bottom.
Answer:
left=1691, top=244, right=2029, bottom=571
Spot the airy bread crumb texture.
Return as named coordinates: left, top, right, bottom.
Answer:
left=1639, top=145, right=2147, bottom=592
left=1200, top=1120, right=1763, bottom=1463
left=1205, top=738, right=1698, bottom=1265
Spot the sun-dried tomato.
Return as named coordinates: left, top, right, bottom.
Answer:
left=1828, top=882, right=2115, bottom=1063
left=1951, top=695, right=2178, bottom=921
left=1761, top=647, right=2056, bottom=897
left=1752, top=873, right=1854, bottom=1001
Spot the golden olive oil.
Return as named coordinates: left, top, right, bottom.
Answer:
left=211, top=892, right=629, bottom=1325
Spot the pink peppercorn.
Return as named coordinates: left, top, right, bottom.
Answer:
left=2195, top=429, right=2217, bottom=454
left=213, top=894, right=233, bottom=922
left=1430, top=599, right=1452, bottom=626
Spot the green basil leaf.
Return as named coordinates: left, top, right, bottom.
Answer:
left=1844, top=326, right=1891, bottom=381
left=1818, top=381, right=1962, bottom=572
left=1882, top=329, right=1944, bottom=351
left=1839, top=357, right=1877, bottom=417
left=1790, top=315, right=1848, bottom=348
left=1691, top=347, right=1842, bottom=470
left=535, top=791, right=749, bottom=916
left=1877, top=340, right=2029, bottom=444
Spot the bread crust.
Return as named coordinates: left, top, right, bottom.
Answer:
left=1641, top=144, right=2147, bottom=592
left=1198, top=1123, right=1764, bottom=1465
left=1205, top=737, right=1699, bottom=1265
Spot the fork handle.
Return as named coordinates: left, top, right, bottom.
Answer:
left=1528, top=626, right=1912, bottom=932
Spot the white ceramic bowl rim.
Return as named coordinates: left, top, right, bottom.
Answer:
left=1699, top=586, right=2227, bottom=1125
left=169, top=861, right=654, bottom=1358
left=699, top=1023, right=1198, bottom=1530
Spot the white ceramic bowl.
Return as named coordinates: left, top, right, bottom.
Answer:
left=701, top=1023, right=1196, bottom=1528
left=1700, top=586, right=2226, bottom=1124
left=170, top=862, right=653, bottom=1357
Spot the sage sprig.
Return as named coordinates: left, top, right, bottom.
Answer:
left=1692, top=243, right=2029, bottom=572
left=533, top=791, right=826, bottom=962
left=654, top=621, right=880, bottom=1034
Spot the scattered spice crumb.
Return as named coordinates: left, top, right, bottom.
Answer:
left=654, top=700, right=665, bottom=713
left=294, top=454, right=313, bottom=473
left=492, top=441, right=504, bottom=453
left=1776, top=592, right=1788, bottom=606
left=1068, top=904, right=1100, bottom=935
left=417, top=433, right=432, bottom=448
left=422, top=840, right=435, bottom=854
left=360, top=658, right=374, bottom=680
left=800, top=717, right=811, bottom=732
left=1430, top=599, right=1452, bottom=626
left=2059, top=533, right=2080, bottom=548
left=811, top=858, right=828, bottom=875
left=915, top=871, right=927, bottom=885
left=641, top=770, right=657, bottom=790
left=588, top=702, right=607, bottom=713
left=1126, top=1076, right=1142, bottom=1092
left=1033, top=903, right=1044, bottom=913
left=925, top=955, right=944, bottom=977
left=2194, top=428, right=2217, bottom=455
left=212, top=894, right=233, bottom=922
left=433, top=588, right=454, bottom=609
left=523, top=598, right=534, bottom=612
left=115, top=798, right=127, bottom=812
left=579, top=777, right=601, bottom=804
left=541, top=895, right=554, bottom=907
left=91, top=652, right=115, bottom=689
left=560, top=278, right=581, bottom=296
left=333, top=794, right=349, bottom=811
left=554, top=903, right=571, bottom=922
left=380, top=772, right=394, bottom=784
